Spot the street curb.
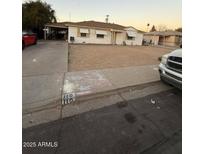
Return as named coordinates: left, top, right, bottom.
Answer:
left=64, top=81, right=162, bottom=104
left=61, top=81, right=173, bottom=118
left=23, top=81, right=172, bottom=128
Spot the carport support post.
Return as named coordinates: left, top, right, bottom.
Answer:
left=44, top=27, right=47, bottom=40
left=111, top=30, right=115, bottom=45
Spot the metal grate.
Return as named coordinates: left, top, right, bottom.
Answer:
left=166, top=56, right=182, bottom=73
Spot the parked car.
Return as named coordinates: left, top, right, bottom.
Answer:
left=22, top=31, right=37, bottom=50
left=159, top=49, right=182, bottom=89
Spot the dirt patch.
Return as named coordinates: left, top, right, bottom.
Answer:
left=68, top=44, right=174, bottom=71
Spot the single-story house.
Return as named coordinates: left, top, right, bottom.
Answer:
left=44, top=21, right=144, bottom=45
left=143, top=31, right=182, bottom=47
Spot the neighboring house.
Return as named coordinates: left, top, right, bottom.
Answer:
left=44, top=21, right=144, bottom=45
left=143, top=31, right=182, bottom=47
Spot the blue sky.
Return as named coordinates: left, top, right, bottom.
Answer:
left=23, top=0, right=181, bottom=31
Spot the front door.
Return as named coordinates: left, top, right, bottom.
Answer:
left=111, top=32, right=117, bottom=45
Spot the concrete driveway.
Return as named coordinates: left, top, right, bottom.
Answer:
left=22, top=41, right=68, bottom=76
left=22, top=41, right=68, bottom=117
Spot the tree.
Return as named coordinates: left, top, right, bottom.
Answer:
left=175, top=27, right=182, bottom=32
left=22, top=0, right=57, bottom=38
left=150, top=25, right=156, bottom=32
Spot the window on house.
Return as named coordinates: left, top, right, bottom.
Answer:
left=80, top=33, right=87, bottom=37
left=127, top=35, right=135, bottom=40
left=126, top=31, right=136, bottom=40
left=96, top=34, right=104, bottom=38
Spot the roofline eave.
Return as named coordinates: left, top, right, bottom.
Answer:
left=65, top=24, right=124, bottom=31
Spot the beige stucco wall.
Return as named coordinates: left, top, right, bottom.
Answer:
left=68, top=26, right=143, bottom=45
left=124, top=27, right=143, bottom=45
left=68, top=26, right=112, bottom=44
left=144, top=35, right=181, bottom=47
left=159, top=36, right=181, bottom=46
left=143, top=35, right=159, bottom=45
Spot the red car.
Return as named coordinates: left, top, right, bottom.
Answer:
left=22, top=31, right=37, bottom=50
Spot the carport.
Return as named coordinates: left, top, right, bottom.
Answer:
left=44, top=23, right=68, bottom=40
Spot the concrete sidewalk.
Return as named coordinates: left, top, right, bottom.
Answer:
left=63, top=65, right=160, bottom=98
left=23, top=65, right=172, bottom=128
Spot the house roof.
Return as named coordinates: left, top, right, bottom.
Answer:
left=125, top=26, right=145, bottom=33
left=145, top=31, right=182, bottom=36
left=67, top=21, right=126, bottom=30
left=137, top=29, right=146, bottom=33
left=45, top=20, right=143, bottom=32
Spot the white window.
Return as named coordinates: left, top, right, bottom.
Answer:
left=96, top=30, right=107, bottom=38
left=127, top=35, right=135, bottom=40
left=80, top=33, right=87, bottom=37
left=96, top=34, right=104, bottom=38
left=126, top=31, right=136, bottom=40
left=80, top=28, right=89, bottom=33
left=80, top=28, right=89, bottom=37
left=96, top=30, right=107, bottom=35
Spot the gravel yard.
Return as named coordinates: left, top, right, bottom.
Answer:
left=68, top=44, right=175, bottom=71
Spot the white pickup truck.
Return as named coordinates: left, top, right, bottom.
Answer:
left=159, top=49, right=182, bottom=89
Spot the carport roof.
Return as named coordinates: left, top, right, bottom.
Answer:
left=45, top=22, right=68, bottom=28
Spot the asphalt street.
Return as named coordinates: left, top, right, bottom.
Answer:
left=23, top=89, right=182, bottom=154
